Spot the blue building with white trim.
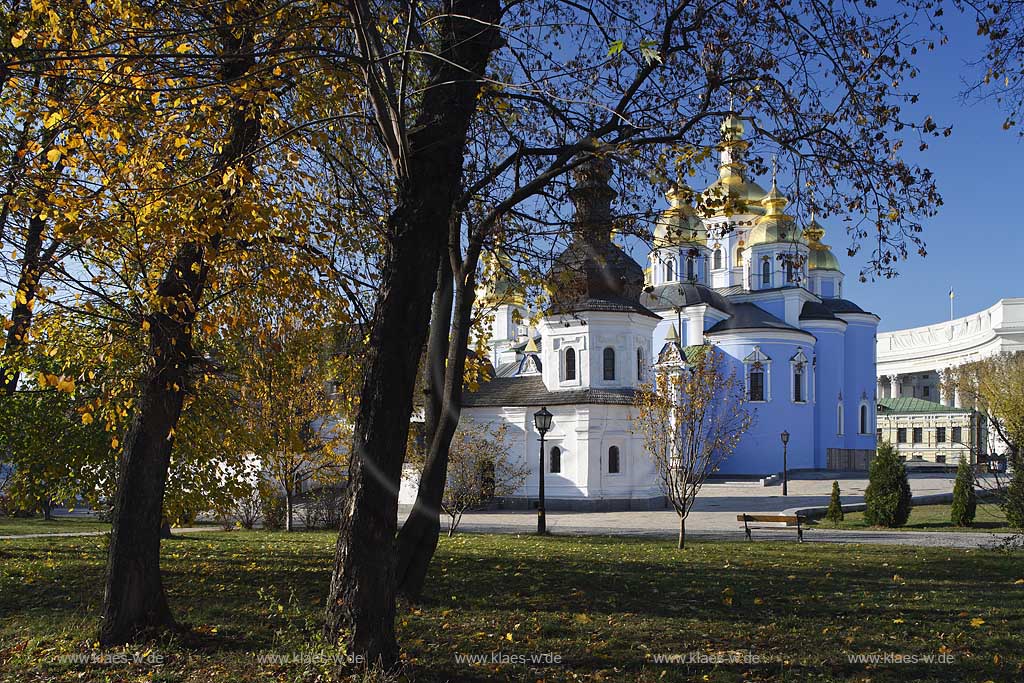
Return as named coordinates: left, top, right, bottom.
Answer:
left=457, top=117, right=878, bottom=508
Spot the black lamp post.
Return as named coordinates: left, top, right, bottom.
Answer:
left=533, top=407, right=553, bottom=534
left=780, top=430, right=790, bottom=496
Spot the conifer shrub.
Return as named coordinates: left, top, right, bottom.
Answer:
left=825, top=481, right=844, bottom=524
left=1003, top=459, right=1024, bottom=531
left=950, top=457, right=977, bottom=527
left=864, top=442, right=912, bottom=527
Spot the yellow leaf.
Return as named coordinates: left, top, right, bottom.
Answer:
left=81, top=412, right=94, bottom=425
left=11, top=29, right=28, bottom=48
left=111, top=438, right=119, bottom=449
left=176, top=43, right=191, bottom=53
left=46, top=148, right=61, bottom=163
left=142, top=319, right=151, bottom=331
left=970, top=618, right=985, bottom=628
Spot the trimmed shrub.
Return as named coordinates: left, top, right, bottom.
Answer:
left=864, top=441, right=912, bottom=527
left=825, top=481, right=844, bottom=524
left=261, top=490, right=287, bottom=531
left=1004, top=461, right=1024, bottom=531
left=950, top=457, right=977, bottom=527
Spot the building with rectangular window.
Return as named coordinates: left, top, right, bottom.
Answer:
left=452, top=119, right=878, bottom=510
left=877, top=396, right=987, bottom=465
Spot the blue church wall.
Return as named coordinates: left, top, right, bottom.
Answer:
left=710, top=335, right=816, bottom=474
left=841, top=317, right=879, bottom=451
left=805, top=323, right=846, bottom=468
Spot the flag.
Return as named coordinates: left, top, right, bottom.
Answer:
left=949, top=287, right=954, bottom=300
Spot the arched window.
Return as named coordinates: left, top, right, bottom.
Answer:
left=713, top=248, right=723, bottom=270
left=665, top=259, right=675, bottom=282
left=550, top=446, right=561, bottom=474
left=603, top=347, right=616, bottom=381
left=859, top=403, right=869, bottom=434
left=785, top=260, right=795, bottom=283
left=793, top=365, right=804, bottom=402
left=686, top=256, right=695, bottom=280
left=837, top=401, right=845, bottom=435
left=608, top=446, right=620, bottom=474
left=565, top=347, right=576, bottom=381
left=636, top=347, right=644, bottom=381
left=749, top=367, right=765, bottom=401
left=735, top=247, right=744, bottom=268
left=761, top=259, right=771, bottom=286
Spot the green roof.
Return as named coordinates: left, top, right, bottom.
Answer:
left=877, top=397, right=970, bottom=414
left=683, top=344, right=708, bottom=364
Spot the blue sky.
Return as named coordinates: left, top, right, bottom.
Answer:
left=842, top=9, right=1024, bottom=331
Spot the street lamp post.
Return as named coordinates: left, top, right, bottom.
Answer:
left=533, top=407, right=553, bottom=535
left=780, top=430, right=790, bottom=496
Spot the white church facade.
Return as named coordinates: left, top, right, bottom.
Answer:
left=456, top=117, right=879, bottom=510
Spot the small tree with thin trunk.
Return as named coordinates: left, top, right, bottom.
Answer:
left=826, top=481, right=844, bottom=525
left=435, top=422, right=527, bottom=536
left=634, top=344, right=754, bottom=549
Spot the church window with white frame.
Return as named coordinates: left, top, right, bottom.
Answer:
left=636, top=347, right=644, bottom=381
left=713, top=248, right=723, bottom=270
left=608, top=445, right=621, bottom=474
left=564, top=347, right=576, bottom=381
left=761, top=258, right=771, bottom=286
left=859, top=400, right=871, bottom=435
left=603, top=347, right=616, bottom=381
left=790, top=348, right=809, bottom=403
left=665, top=258, right=675, bottom=282
left=550, top=446, right=561, bottom=474
left=743, top=346, right=771, bottom=402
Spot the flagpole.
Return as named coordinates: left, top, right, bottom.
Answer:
left=949, top=288, right=954, bottom=321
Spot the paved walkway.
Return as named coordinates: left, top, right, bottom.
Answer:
left=0, top=526, right=218, bottom=541
left=442, top=472, right=1014, bottom=549
left=449, top=513, right=1014, bottom=549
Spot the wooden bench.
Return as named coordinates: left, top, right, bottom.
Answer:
left=737, top=514, right=806, bottom=543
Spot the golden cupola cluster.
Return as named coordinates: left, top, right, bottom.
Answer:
left=699, top=113, right=768, bottom=217
left=477, top=249, right=525, bottom=306
left=653, top=184, right=706, bottom=248
left=745, top=178, right=804, bottom=248
left=803, top=218, right=841, bottom=271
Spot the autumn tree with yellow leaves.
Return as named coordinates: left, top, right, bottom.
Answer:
left=633, top=344, right=754, bottom=549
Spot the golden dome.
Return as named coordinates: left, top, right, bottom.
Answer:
left=653, top=184, right=707, bottom=247
left=745, top=182, right=803, bottom=247
left=477, top=249, right=525, bottom=306
left=804, top=219, right=841, bottom=271
left=700, top=113, right=766, bottom=216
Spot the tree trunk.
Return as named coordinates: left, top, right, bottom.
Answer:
left=99, top=303, right=193, bottom=645
left=678, top=516, right=685, bottom=550
left=394, top=271, right=476, bottom=601
left=1, top=212, right=46, bottom=396
left=98, top=25, right=259, bottom=647
left=285, top=490, right=294, bottom=532
left=324, top=1, right=501, bottom=666
left=392, top=255, right=453, bottom=601
left=159, top=518, right=172, bottom=539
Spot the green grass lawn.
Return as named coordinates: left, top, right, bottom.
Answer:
left=2, top=531, right=1023, bottom=682
left=812, top=503, right=1015, bottom=533
left=0, top=515, right=110, bottom=537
